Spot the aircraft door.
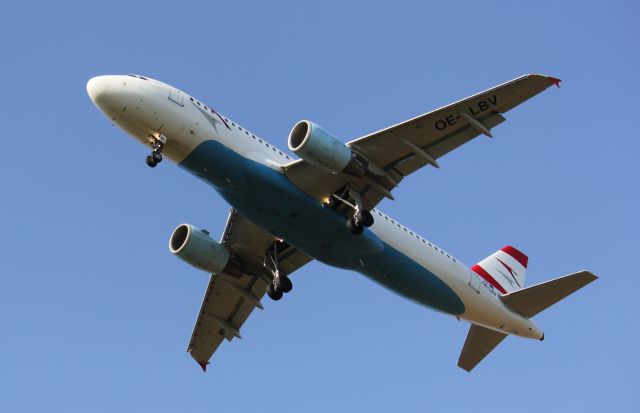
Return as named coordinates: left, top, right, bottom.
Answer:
left=168, top=87, right=184, bottom=106
left=468, top=270, right=481, bottom=293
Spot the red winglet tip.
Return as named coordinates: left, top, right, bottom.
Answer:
left=548, top=76, right=561, bottom=88
left=198, top=362, right=209, bottom=372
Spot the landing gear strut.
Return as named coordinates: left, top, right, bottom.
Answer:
left=146, top=135, right=166, bottom=168
left=264, top=241, right=293, bottom=301
left=335, top=187, right=374, bottom=235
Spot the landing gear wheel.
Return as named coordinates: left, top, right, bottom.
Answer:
left=267, top=284, right=283, bottom=301
left=356, top=209, right=374, bottom=227
left=153, top=141, right=164, bottom=151
left=346, top=217, right=364, bottom=235
left=152, top=151, right=163, bottom=162
left=276, top=276, right=293, bottom=293
left=146, top=155, right=157, bottom=168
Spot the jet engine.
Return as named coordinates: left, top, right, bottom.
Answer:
left=288, top=120, right=366, bottom=176
left=169, top=224, right=234, bottom=274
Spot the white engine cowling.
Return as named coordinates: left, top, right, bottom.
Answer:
left=169, top=224, right=230, bottom=273
left=288, top=120, right=366, bottom=176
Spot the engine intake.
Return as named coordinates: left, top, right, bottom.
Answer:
left=169, top=224, right=232, bottom=274
left=288, top=120, right=366, bottom=176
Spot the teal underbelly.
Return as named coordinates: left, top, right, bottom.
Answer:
left=179, top=140, right=464, bottom=315
left=359, top=244, right=465, bottom=315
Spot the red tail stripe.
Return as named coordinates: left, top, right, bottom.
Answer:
left=501, top=245, right=528, bottom=268
left=471, top=264, right=507, bottom=294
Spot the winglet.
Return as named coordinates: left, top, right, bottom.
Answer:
left=198, top=361, right=209, bottom=372
left=548, top=76, right=562, bottom=88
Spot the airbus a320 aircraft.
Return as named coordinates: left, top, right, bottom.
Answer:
left=87, top=73, right=597, bottom=372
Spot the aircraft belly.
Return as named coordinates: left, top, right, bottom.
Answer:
left=180, top=140, right=382, bottom=267
left=179, top=140, right=464, bottom=315
left=358, top=245, right=465, bottom=315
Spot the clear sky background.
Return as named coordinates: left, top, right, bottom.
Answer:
left=1, top=1, right=637, bottom=411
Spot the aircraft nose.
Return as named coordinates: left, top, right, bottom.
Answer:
left=86, top=76, right=111, bottom=105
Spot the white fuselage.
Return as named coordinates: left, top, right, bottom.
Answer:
left=87, top=74, right=543, bottom=340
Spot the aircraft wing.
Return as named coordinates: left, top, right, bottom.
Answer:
left=187, top=208, right=312, bottom=371
left=284, top=74, right=560, bottom=210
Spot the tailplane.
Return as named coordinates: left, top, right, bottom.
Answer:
left=458, top=270, right=597, bottom=371
left=500, top=270, right=598, bottom=318
left=472, top=245, right=528, bottom=294
left=458, top=325, right=507, bottom=372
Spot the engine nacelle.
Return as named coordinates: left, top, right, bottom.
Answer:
left=288, top=120, right=366, bottom=176
left=169, top=224, right=230, bottom=274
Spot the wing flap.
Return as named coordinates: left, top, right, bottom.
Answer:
left=390, top=112, right=507, bottom=178
left=457, top=324, right=508, bottom=372
left=188, top=273, right=269, bottom=369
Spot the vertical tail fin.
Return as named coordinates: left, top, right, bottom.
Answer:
left=472, top=245, right=528, bottom=294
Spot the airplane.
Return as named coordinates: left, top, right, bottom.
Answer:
left=87, top=73, right=597, bottom=372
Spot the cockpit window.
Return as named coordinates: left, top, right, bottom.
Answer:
left=128, top=74, right=137, bottom=78
left=139, top=76, right=147, bottom=80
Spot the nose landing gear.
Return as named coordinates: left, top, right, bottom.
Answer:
left=145, top=135, right=166, bottom=168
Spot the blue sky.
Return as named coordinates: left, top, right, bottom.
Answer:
left=1, top=1, right=637, bottom=411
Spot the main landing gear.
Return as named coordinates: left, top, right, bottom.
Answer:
left=346, top=208, right=374, bottom=235
left=146, top=135, right=166, bottom=168
left=264, top=241, right=293, bottom=301
left=329, top=187, right=375, bottom=236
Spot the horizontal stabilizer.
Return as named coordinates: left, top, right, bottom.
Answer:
left=458, top=324, right=507, bottom=372
left=500, top=271, right=598, bottom=318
